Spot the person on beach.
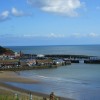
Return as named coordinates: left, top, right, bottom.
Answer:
left=50, top=92, right=56, bottom=100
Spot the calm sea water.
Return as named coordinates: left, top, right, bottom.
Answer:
left=7, top=45, right=100, bottom=56
left=7, top=45, right=100, bottom=100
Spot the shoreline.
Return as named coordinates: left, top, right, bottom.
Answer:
left=0, top=71, right=73, bottom=100
left=0, top=82, right=73, bottom=100
left=0, top=71, right=39, bottom=83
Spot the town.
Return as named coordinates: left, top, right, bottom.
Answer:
left=0, top=50, right=71, bottom=71
left=0, top=49, right=100, bottom=71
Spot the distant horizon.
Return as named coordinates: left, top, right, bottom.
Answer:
left=4, top=44, right=100, bottom=47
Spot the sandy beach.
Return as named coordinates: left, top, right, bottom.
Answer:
left=0, top=71, right=50, bottom=99
left=0, top=71, right=39, bottom=83
left=0, top=71, right=73, bottom=100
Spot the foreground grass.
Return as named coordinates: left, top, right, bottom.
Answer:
left=0, top=89, right=44, bottom=100
left=0, top=94, right=44, bottom=100
left=0, top=89, right=60, bottom=100
left=0, top=93, right=60, bottom=100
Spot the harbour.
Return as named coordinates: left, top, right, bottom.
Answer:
left=0, top=45, right=100, bottom=100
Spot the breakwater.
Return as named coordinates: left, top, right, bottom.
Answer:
left=84, top=60, right=100, bottom=64
left=45, top=54, right=90, bottom=59
left=45, top=54, right=100, bottom=64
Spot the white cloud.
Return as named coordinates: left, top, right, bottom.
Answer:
left=0, top=33, right=66, bottom=38
left=72, top=33, right=100, bottom=38
left=28, top=0, right=83, bottom=17
left=0, top=7, right=31, bottom=22
left=47, top=33, right=65, bottom=38
left=1, top=32, right=99, bottom=39
left=11, top=7, right=32, bottom=17
left=52, top=32, right=100, bottom=38
left=88, top=33, right=99, bottom=37
left=12, top=7, right=25, bottom=17
left=21, top=33, right=66, bottom=38
left=0, top=10, right=10, bottom=21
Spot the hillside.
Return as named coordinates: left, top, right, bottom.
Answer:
left=0, top=46, right=14, bottom=55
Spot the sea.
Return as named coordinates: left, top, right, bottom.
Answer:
left=6, top=45, right=100, bottom=100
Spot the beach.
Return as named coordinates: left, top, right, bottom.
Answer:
left=0, top=71, right=39, bottom=83
left=0, top=71, right=47, bottom=99
left=0, top=71, right=73, bottom=100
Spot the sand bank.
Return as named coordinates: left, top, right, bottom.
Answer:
left=0, top=71, right=38, bottom=83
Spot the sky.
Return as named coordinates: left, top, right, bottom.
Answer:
left=0, top=0, right=100, bottom=46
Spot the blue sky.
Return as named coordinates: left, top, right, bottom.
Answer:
left=0, top=0, right=100, bottom=46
